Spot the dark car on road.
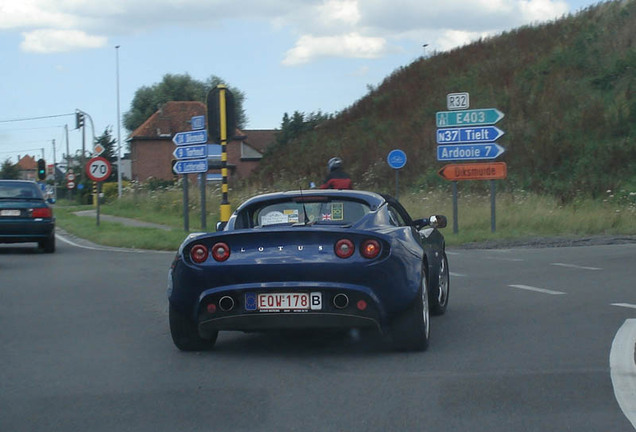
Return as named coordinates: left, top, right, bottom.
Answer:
left=168, top=189, right=449, bottom=352
left=0, top=180, right=55, bottom=253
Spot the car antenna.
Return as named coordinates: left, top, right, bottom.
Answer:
left=299, top=185, right=310, bottom=224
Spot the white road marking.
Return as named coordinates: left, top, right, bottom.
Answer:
left=612, top=303, right=636, bottom=310
left=486, top=256, right=524, bottom=262
left=551, top=262, right=602, bottom=271
left=610, top=319, right=636, bottom=430
left=56, top=233, right=173, bottom=254
left=508, top=284, right=566, bottom=295
left=450, top=272, right=466, bottom=277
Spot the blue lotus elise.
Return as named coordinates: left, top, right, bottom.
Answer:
left=168, top=190, right=449, bottom=351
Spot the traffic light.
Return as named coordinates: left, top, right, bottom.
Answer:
left=75, top=111, right=85, bottom=129
left=37, top=159, right=46, bottom=180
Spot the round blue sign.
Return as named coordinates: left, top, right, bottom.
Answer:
left=387, top=149, right=407, bottom=169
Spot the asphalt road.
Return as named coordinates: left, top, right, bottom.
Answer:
left=1, top=235, right=635, bottom=431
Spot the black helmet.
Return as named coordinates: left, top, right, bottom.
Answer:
left=328, top=157, right=343, bottom=171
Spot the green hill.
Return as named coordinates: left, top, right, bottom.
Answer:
left=254, top=0, right=636, bottom=201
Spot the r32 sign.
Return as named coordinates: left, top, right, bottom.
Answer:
left=86, top=156, right=112, bottom=182
left=447, top=92, right=469, bottom=111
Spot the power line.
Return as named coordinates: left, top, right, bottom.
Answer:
left=0, top=124, right=66, bottom=132
left=0, top=113, right=74, bottom=124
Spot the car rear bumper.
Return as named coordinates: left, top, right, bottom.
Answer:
left=191, top=284, right=385, bottom=336
left=0, top=221, right=55, bottom=243
left=199, top=312, right=380, bottom=337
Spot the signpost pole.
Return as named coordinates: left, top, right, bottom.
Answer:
left=387, top=149, right=407, bottom=200
left=490, top=180, right=496, bottom=233
left=452, top=181, right=458, bottom=234
left=395, top=170, right=399, bottom=200
left=219, top=86, right=231, bottom=223
left=200, top=173, right=206, bottom=230
left=96, top=182, right=101, bottom=227
left=183, top=175, right=189, bottom=232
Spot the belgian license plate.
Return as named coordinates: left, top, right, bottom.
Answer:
left=257, top=292, right=322, bottom=311
left=0, top=210, right=20, bottom=217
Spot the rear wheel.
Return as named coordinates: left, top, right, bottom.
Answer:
left=391, top=268, right=430, bottom=351
left=39, top=234, right=55, bottom=253
left=169, top=304, right=217, bottom=351
left=430, top=253, right=449, bottom=315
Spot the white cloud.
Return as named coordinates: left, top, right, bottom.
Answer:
left=20, top=29, right=107, bottom=53
left=0, top=0, right=575, bottom=60
left=317, top=0, right=360, bottom=27
left=520, top=0, right=569, bottom=22
left=0, top=0, right=76, bottom=29
left=283, top=32, right=387, bottom=66
left=436, top=29, right=492, bottom=51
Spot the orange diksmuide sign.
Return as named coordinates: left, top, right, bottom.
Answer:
left=438, top=162, right=507, bottom=181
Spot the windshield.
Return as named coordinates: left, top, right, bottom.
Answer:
left=247, top=199, right=370, bottom=228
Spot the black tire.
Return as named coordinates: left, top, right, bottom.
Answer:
left=391, top=268, right=430, bottom=352
left=169, top=304, right=217, bottom=351
left=39, top=234, right=55, bottom=253
left=430, top=253, right=449, bottom=316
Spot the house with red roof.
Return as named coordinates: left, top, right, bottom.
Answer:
left=16, top=155, right=38, bottom=180
left=128, top=101, right=276, bottom=183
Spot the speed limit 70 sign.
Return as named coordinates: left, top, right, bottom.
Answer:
left=86, top=156, right=112, bottom=182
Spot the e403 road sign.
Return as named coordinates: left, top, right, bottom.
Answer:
left=438, top=162, right=507, bottom=181
left=436, top=108, right=504, bottom=128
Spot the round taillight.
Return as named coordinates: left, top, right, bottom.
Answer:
left=360, top=239, right=381, bottom=259
left=190, top=244, right=208, bottom=263
left=334, top=239, right=355, bottom=259
left=211, top=242, right=231, bottom=262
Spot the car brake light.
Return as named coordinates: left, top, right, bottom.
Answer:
left=190, top=244, right=208, bottom=263
left=211, top=242, right=230, bottom=262
left=360, top=239, right=381, bottom=259
left=31, top=207, right=52, bottom=218
left=335, top=239, right=355, bottom=259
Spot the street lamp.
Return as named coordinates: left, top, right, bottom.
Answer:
left=116, top=45, right=122, bottom=198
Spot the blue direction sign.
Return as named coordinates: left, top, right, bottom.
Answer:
left=173, top=158, right=208, bottom=174
left=191, top=115, right=205, bottom=130
left=436, top=108, right=504, bottom=128
left=387, top=149, right=407, bottom=169
left=437, top=143, right=505, bottom=161
left=436, top=126, right=504, bottom=144
left=173, top=144, right=207, bottom=160
left=172, top=130, right=208, bottom=146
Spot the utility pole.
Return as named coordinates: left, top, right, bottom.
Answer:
left=65, top=124, right=70, bottom=173
left=116, top=45, right=123, bottom=198
left=51, top=139, right=57, bottom=200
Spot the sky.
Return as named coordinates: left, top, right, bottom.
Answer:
left=0, top=0, right=604, bottom=166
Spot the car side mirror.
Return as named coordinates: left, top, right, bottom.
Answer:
left=413, top=215, right=447, bottom=230
left=216, top=221, right=227, bottom=232
left=428, top=215, right=447, bottom=228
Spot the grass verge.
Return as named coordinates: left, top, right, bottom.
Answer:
left=54, top=187, right=636, bottom=250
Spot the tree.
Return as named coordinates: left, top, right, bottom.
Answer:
left=123, top=73, right=247, bottom=133
left=0, top=158, right=20, bottom=179
left=94, top=127, right=118, bottom=181
left=274, top=111, right=331, bottom=148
